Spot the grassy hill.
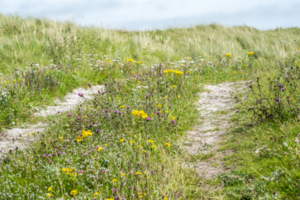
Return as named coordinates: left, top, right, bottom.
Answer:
left=0, top=14, right=300, bottom=199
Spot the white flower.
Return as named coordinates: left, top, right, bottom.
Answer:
left=283, top=142, right=288, bottom=146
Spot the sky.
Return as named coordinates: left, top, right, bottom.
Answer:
left=1, top=0, right=300, bottom=30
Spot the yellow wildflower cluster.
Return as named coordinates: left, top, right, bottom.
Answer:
left=131, top=110, right=148, bottom=119
left=76, top=130, right=93, bottom=142
left=225, top=53, right=231, bottom=57
left=126, top=58, right=134, bottom=62
left=62, top=168, right=77, bottom=175
left=163, top=69, right=184, bottom=75
left=247, top=52, right=255, bottom=55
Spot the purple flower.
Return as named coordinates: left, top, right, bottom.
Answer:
left=89, top=123, right=93, bottom=127
left=48, top=159, right=52, bottom=163
left=88, top=83, right=90, bottom=86
left=129, top=185, right=133, bottom=190
left=42, top=154, right=47, bottom=157
left=169, top=105, right=172, bottom=108
left=281, top=88, right=284, bottom=91
left=91, top=149, right=94, bottom=152
left=48, top=154, right=52, bottom=157
left=57, top=111, right=61, bottom=113
left=146, top=117, right=151, bottom=121
left=102, top=109, right=106, bottom=113
left=83, top=153, right=86, bottom=156
left=68, top=113, right=73, bottom=117
left=58, top=151, right=62, bottom=155
left=275, top=98, right=279, bottom=102
left=66, top=139, right=70, bottom=142
left=162, top=114, right=164, bottom=117
left=94, top=121, right=97, bottom=124
left=78, top=170, right=83, bottom=173
left=119, top=111, right=122, bottom=114
left=86, top=120, right=89, bottom=123
left=78, top=93, right=83, bottom=97
left=111, top=188, right=117, bottom=192
left=146, top=95, right=149, bottom=98
left=52, top=153, right=55, bottom=156
left=113, top=110, right=117, bottom=113
left=156, top=111, right=160, bottom=114
left=102, top=170, right=107, bottom=174
left=55, top=145, right=58, bottom=148
left=171, top=120, right=176, bottom=124
left=279, top=84, right=282, bottom=87
left=127, top=106, right=130, bottom=109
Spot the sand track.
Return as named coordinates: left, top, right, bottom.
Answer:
left=184, top=81, right=248, bottom=179
left=0, top=85, right=104, bottom=157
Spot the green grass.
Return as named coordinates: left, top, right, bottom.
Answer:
left=1, top=14, right=300, bottom=199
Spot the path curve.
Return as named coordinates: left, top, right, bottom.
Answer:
left=0, top=85, right=104, bottom=157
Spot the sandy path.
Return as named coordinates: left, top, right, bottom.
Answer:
left=0, top=85, right=104, bottom=157
left=183, top=81, right=247, bottom=179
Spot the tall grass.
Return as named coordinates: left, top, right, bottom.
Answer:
left=1, top=14, right=300, bottom=199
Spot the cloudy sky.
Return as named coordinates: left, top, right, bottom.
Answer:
left=1, top=0, right=299, bottom=30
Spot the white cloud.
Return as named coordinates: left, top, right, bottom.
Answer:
left=0, top=0, right=299, bottom=29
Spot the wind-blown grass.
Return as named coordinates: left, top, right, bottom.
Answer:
left=1, top=14, right=300, bottom=199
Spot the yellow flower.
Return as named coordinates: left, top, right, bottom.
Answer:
left=137, top=145, right=142, bottom=148
left=163, top=96, right=167, bottom=99
left=153, top=90, right=156, bottom=92
left=126, top=58, right=134, bottom=62
left=17, top=78, right=21, bottom=82
left=6, top=81, right=9, bottom=83
left=233, top=71, right=237, bottom=74
left=46, top=193, right=52, bottom=197
left=70, top=190, right=77, bottom=195
left=187, top=71, right=191, bottom=73
left=150, top=114, right=154, bottom=117
left=225, top=53, right=231, bottom=57
left=148, top=139, right=153, bottom=143
left=94, top=192, right=99, bottom=196
left=165, top=111, right=168, bottom=113
left=241, top=71, right=244, bottom=74
left=164, top=198, right=168, bottom=200
left=151, top=145, right=156, bottom=148
left=104, top=143, right=107, bottom=146
left=48, top=187, right=52, bottom=192
left=178, top=95, right=180, bottom=98
left=170, top=116, right=175, bottom=120
left=135, top=172, right=141, bottom=175
left=137, top=81, right=141, bottom=84
left=112, top=179, right=117, bottom=183
left=119, top=139, right=124, bottom=142
left=13, top=80, right=16, bottom=83
left=82, top=116, right=87, bottom=119
left=120, top=105, right=125, bottom=108
left=136, top=61, right=141, bottom=64
left=172, top=85, right=176, bottom=88
left=109, top=61, right=112, bottom=63
left=121, top=173, right=126, bottom=177
left=98, top=146, right=102, bottom=152
left=163, top=69, right=184, bottom=75
left=59, top=137, right=63, bottom=140
left=157, top=104, right=161, bottom=107
left=129, top=140, right=133, bottom=143
left=165, top=143, right=170, bottom=147
left=247, top=52, right=255, bottom=55
left=139, top=196, right=143, bottom=198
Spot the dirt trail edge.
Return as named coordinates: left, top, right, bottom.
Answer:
left=183, top=81, right=247, bottom=179
left=0, top=85, right=104, bottom=157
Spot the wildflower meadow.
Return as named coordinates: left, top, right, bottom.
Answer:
left=1, top=15, right=300, bottom=199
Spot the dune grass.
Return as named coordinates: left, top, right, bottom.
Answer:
left=1, top=14, right=300, bottom=199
